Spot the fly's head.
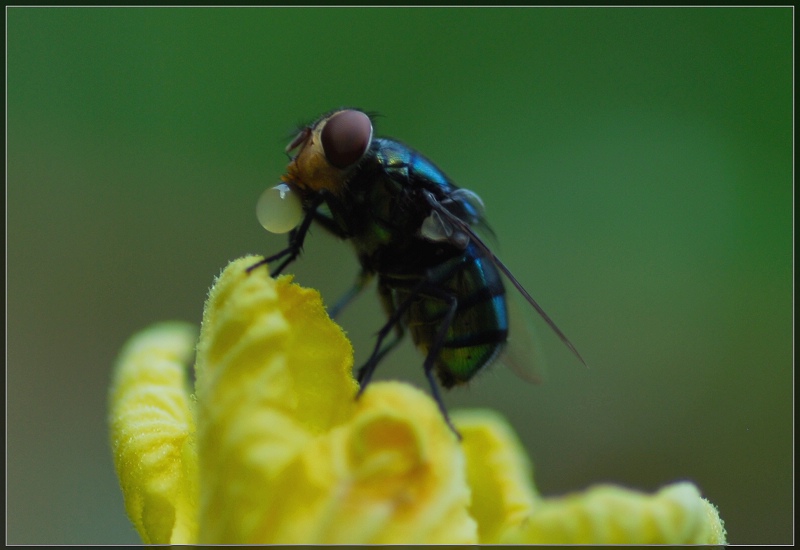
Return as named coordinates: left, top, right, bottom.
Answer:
left=283, top=109, right=374, bottom=197
left=257, top=109, right=374, bottom=235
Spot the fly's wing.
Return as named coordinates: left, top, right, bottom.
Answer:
left=502, top=286, right=548, bottom=384
left=420, top=189, right=586, bottom=375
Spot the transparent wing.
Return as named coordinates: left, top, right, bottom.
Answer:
left=501, top=286, right=548, bottom=384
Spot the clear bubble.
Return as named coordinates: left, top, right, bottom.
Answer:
left=256, top=183, right=303, bottom=234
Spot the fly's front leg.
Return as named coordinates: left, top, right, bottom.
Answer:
left=247, top=193, right=326, bottom=277
left=246, top=227, right=303, bottom=277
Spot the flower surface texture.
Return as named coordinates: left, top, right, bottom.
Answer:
left=109, top=256, right=727, bottom=544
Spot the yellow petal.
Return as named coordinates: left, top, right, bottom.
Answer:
left=452, top=409, right=539, bottom=543
left=108, top=321, right=199, bottom=544
left=194, top=256, right=352, bottom=542
left=251, top=382, right=477, bottom=544
left=499, top=481, right=727, bottom=545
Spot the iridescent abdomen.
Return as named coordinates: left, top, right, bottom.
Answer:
left=398, top=242, right=508, bottom=388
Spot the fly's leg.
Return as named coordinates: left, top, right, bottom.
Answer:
left=355, top=325, right=404, bottom=389
left=246, top=226, right=303, bottom=276
left=329, top=270, right=373, bottom=320
left=247, top=193, right=326, bottom=277
left=354, top=276, right=461, bottom=438
left=355, top=280, right=416, bottom=392
left=416, top=285, right=460, bottom=438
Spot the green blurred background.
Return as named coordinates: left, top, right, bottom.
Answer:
left=7, top=7, right=792, bottom=544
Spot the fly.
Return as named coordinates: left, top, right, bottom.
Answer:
left=249, top=108, right=585, bottom=436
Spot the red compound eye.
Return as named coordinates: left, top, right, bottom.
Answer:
left=321, top=110, right=373, bottom=169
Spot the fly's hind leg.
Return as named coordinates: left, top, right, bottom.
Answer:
left=354, top=275, right=462, bottom=438
left=416, top=285, right=460, bottom=438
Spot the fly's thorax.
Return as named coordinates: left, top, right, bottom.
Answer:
left=339, top=161, right=439, bottom=263
left=373, top=138, right=455, bottom=193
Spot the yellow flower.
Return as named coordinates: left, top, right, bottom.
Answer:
left=109, top=256, right=727, bottom=544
